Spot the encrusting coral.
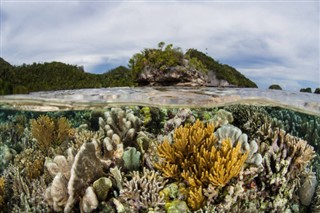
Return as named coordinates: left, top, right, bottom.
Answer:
left=155, top=120, right=248, bottom=210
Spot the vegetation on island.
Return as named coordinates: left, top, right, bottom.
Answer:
left=186, top=49, right=257, bottom=88
left=1, top=42, right=258, bottom=95
left=0, top=58, right=133, bottom=95
left=300, top=87, right=312, bottom=93
left=268, top=84, right=282, bottom=90
left=129, top=42, right=208, bottom=81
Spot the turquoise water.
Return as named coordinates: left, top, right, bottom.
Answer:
left=0, top=88, right=319, bottom=212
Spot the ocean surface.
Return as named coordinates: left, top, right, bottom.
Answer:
left=0, top=87, right=319, bottom=212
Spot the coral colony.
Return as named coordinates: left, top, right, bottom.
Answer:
left=0, top=106, right=319, bottom=212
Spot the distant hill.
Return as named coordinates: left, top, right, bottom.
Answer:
left=186, top=49, right=257, bottom=88
left=0, top=58, right=133, bottom=95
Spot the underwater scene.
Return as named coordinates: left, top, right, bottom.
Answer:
left=0, top=88, right=320, bottom=213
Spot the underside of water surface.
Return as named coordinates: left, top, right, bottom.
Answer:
left=0, top=88, right=320, bottom=212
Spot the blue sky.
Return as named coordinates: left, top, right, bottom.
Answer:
left=1, top=0, right=319, bottom=91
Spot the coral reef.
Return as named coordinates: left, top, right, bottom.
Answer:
left=0, top=105, right=319, bottom=212
left=119, top=168, right=168, bottom=212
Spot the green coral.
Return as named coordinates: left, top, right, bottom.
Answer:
left=123, top=147, right=141, bottom=171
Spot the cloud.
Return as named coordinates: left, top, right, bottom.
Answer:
left=1, top=1, right=319, bottom=91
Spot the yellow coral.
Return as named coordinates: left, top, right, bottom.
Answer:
left=31, top=115, right=73, bottom=154
left=155, top=120, right=248, bottom=210
left=0, top=177, right=4, bottom=209
left=188, top=186, right=205, bottom=211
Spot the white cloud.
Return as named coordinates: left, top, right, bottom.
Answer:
left=1, top=1, right=319, bottom=91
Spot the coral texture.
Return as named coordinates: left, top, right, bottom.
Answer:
left=119, top=168, right=168, bottom=212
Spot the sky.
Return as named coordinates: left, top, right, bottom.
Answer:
left=0, top=0, right=319, bottom=91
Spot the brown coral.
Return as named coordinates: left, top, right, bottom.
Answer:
left=0, top=177, right=4, bottom=210
left=154, top=120, right=248, bottom=210
left=31, top=115, right=74, bottom=155
left=13, top=148, right=45, bottom=180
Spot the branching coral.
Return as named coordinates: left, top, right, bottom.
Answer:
left=0, top=177, right=4, bottom=210
left=3, top=165, right=50, bottom=212
left=155, top=120, right=248, bottom=210
left=119, top=168, right=168, bottom=212
left=13, top=148, right=45, bottom=180
left=31, top=115, right=74, bottom=155
left=253, top=123, right=316, bottom=210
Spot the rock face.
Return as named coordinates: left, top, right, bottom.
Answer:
left=136, top=66, right=237, bottom=87
left=136, top=65, right=207, bottom=86
left=207, top=70, right=233, bottom=87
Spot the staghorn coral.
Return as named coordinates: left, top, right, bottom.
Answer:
left=31, top=115, right=74, bottom=155
left=119, top=168, right=168, bottom=212
left=155, top=120, right=248, bottom=210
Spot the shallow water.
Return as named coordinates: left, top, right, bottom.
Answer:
left=0, top=87, right=319, bottom=212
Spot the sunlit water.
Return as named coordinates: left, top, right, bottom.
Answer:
left=0, top=87, right=319, bottom=212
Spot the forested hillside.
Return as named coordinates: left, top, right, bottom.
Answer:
left=0, top=58, right=133, bottom=95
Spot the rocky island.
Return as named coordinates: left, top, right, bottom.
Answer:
left=130, top=42, right=257, bottom=88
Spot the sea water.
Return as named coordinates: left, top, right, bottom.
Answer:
left=0, top=87, right=319, bottom=213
